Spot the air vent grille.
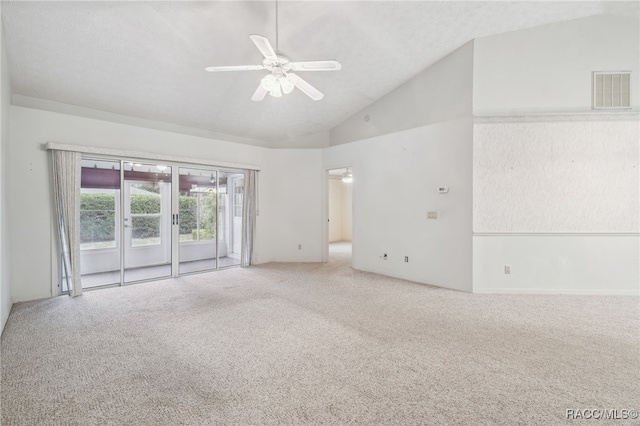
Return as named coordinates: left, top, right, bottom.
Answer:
left=593, top=72, right=631, bottom=109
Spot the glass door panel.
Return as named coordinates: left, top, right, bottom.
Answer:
left=123, top=162, right=172, bottom=283
left=218, top=171, right=242, bottom=268
left=71, top=157, right=249, bottom=294
left=178, top=167, right=217, bottom=274
left=79, top=159, right=122, bottom=289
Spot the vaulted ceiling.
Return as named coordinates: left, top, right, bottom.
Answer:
left=2, top=1, right=637, bottom=147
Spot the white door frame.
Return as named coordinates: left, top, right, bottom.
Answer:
left=322, top=165, right=355, bottom=265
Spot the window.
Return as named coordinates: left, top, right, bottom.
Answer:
left=130, top=183, right=162, bottom=247
left=179, top=190, right=217, bottom=242
left=234, top=184, right=243, bottom=217
left=80, top=158, right=121, bottom=250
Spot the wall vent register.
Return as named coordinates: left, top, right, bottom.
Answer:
left=593, top=72, right=630, bottom=109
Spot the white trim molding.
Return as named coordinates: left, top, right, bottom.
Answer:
left=473, top=288, right=639, bottom=296
left=474, top=111, right=639, bottom=124
left=473, top=232, right=640, bottom=237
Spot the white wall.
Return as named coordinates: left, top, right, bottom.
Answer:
left=472, top=117, right=639, bottom=294
left=263, top=149, right=323, bottom=262
left=472, top=14, right=640, bottom=294
left=341, top=181, right=352, bottom=241
left=474, top=118, right=639, bottom=233
left=8, top=106, right=323, bottom=302
left=473, top=235, right=639, bottom=295
left=474, top=14, right=640, bottom=115
left=324, top=116, right=473, bottom=292
left=325, top=40, right=474, bottom=292
left=330, top=41, right=474, bottom=146
left=328, top=178, right=352, bottom=242
left=328, top=179, right=343, bottom=242
left=0, top=11, right=12, bottom=333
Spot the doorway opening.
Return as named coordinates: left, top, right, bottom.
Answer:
left=326, top=167, right=353, bottom=264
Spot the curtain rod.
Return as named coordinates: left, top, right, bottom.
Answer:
left=44, top=142, right=261, bottom=171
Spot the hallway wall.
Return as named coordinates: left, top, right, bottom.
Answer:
left=328, top=178, right=352, bottom=242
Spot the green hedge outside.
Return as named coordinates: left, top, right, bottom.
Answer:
left=80, top=192, right=216, bottom=244
left=80, top=193, right=116, bottom=244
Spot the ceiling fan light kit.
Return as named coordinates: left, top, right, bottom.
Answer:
left=260, top=73, right=294, bottom=97
left=204, top=2, right=341, bottom=102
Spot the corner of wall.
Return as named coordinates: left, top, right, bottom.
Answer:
left=1, top=4, right=15, bottom=333
left=329, top=40, right=474, bottom=147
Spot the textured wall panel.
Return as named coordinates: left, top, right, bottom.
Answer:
left=473, top=118, right=639, bottom=233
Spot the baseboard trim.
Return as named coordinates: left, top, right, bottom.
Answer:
left=269, top=258, right=324, bottom=263
left=355, top=265, right=471, bottom=293
left=473, top=288, right=639, bottom=296
left=473, top=233, right=639, bottom=237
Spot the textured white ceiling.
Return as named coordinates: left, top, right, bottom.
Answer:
left=2, top=1, right=637, bottom=147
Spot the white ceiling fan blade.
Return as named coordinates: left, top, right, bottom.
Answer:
left=249, top=34, right=278, bottom=61
left=251, top=84, right=268, bottom=102
left=205, top=65, right=265, bottom=72
left=287, top=73, right=324, bottom=101
left=288, top=61, right=342, bottom=72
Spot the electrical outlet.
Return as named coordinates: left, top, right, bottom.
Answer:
left=405, top=256, right=409, bottom=262
left=504, top=266, right=510, bottom=274
left=298, top=244, right=302, bottom=250
left=427, top=211, right=438, bottom=219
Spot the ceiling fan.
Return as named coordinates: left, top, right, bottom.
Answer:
left=205, top=34, right=341, bottom=102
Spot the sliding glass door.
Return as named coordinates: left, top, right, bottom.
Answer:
left=123, top=163, right=173, bottom=283
left=218, top=171, right=243, bottom=268
left=178, top=167, right=218, bottom=274
left=76, top=157, right=245, bottom=290
left=78, top=159, right=121, bottom=289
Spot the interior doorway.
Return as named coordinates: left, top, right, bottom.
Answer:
left=326, top=167, right=353, bottom=263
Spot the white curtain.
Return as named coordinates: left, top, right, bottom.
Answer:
left=241, top=170, right=257, bottom=267
left=51, top=150, right=83, bottom=296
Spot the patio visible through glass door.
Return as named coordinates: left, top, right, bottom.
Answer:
left=178, top=167, right=218, bottom=274
left=73, top=157, right=247, bottom=292
left=123, top=163, right=173, bottom=283
left=218, top=171, right=243, bottom=268
left=78, top=159, right=122, bottom=289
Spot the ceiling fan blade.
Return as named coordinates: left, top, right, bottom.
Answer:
left=205, top=65, right=265, bottom=72
left=287, top=73, right=324, bottom=101
left=251, top=84, right=268, bottom=102
left=288, top=60, right=342, bottom=72
left=249, top=34, right=278, bottom=61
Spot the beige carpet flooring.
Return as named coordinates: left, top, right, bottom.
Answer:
left=1, top=242, right=638, bottom=425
